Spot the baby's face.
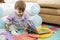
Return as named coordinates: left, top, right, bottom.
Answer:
left=15, top=9, right=23, bottom=17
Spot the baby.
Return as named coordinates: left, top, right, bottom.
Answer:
left=5, top=0, right=38, bottom=35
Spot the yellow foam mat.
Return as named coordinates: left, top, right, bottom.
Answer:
left=36, top=27, right=53, bottom=38
left=39, top=32, right=53, bottom=38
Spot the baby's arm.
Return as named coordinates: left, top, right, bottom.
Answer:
left=25, top=20, right=38, bottom=34
left=5, top=14, right=13, bottom=31
left=6, top=20, right=19, bottom=35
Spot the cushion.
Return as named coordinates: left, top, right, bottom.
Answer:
left=40, top=8, right=60, bottom=16
left=21, top=0, right=36, bottom=2
left=39, top=14, right=60, bottom=25
left=0, top=35, right=6, bottom=40
left=4, top=0, right=36, bottom=3
left=4, top=0, right=18, bottom=4
left=37, top=0, right=60, bottom=9
left=25, top=2, right=40, bottom=16
left=0, top=6, right=3, bottom=17
left=0, top=3, right=14, bottom=17
left=0, top=18, right=6, bottom=29
left=29, top=15, right=42, bottom=28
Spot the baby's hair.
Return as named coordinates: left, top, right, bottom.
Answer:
left=15, top=0, right=26, bottom=12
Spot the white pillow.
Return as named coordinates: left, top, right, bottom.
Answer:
left=25, top=2, right=40, bottom=16
left=0, top=35, right=6, bottom=40
left=0, top=6, right=3, bottom=17
left=0, top=3, right=14, bottom=17
left=1, top=15, right=8, bottom=23
left=4, top=0, right=18, bottom=4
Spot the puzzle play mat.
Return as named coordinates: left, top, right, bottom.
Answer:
left=0, top=24, right=60, bottom=40
left=13, top=24, right=60, bottom=40
left=38, top=24, right=60, bottom=40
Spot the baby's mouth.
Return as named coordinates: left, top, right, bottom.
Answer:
left=18, top=14, right=23, bottom=17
